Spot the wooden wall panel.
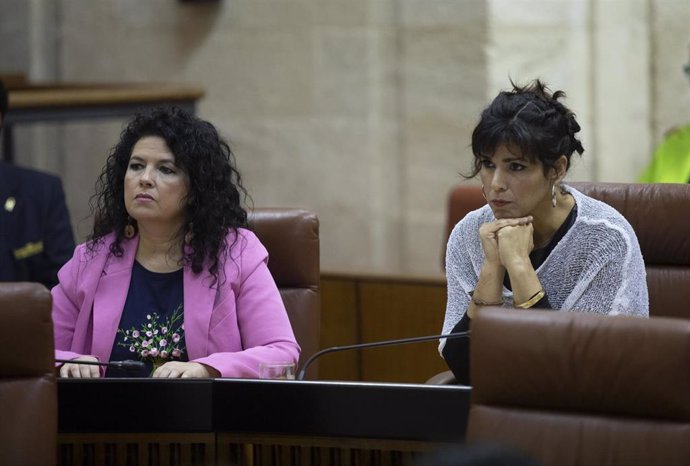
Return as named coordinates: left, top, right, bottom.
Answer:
left=359, top=282, right=448, bottom=383
left=319, top=277, right=361, bottom=380
left=320, top=272, right=448, bottom=383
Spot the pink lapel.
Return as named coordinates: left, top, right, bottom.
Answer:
left=182, top=265, right=217, bottom=361
left=91, top=237, right=138, bottom=364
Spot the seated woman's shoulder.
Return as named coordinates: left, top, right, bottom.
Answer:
left=229, top=227, right=259, bottom=245
left=226, top=227, right=267, bottom=260
left=79, top=233, right=117, bottom=257
left=572, top=199, right=639, bottom=251
left=573, top=191, right=629, bottom=225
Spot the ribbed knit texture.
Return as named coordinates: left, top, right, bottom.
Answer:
left=442, top=185, right=649, bottom=336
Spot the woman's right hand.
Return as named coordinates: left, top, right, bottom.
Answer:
left=478, top=216, right=532, bottom=265
left=59, top=355, right=101, bottom=378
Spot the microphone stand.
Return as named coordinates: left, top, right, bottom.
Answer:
left=55, top=359, right=146, bottom=371
left=296, top=330, right=470, bottom=380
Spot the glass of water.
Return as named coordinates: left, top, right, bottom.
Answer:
left=259, top=362, right=296, bottom=380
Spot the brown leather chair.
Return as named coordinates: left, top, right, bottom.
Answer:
left=442, top=184, right=485, bottom=269
left=248, top=208, right=320, bottom=379
left=442, top=182, right=690, bottom=318
left=467, top=307, right=690, bottom=466
left=0, top=282, right=56, bottom=466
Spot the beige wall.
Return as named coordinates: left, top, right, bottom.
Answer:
left=651, top=0, right=690, bottom=142
left=2, top=0, right=689, bottom=276
left=485, top=0, right=687, bottom=183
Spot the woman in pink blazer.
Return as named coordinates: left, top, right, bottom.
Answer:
left=53, top=107, right=300, bottom=378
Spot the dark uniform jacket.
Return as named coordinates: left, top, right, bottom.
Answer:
left=0, top=162, right=75, bottom=288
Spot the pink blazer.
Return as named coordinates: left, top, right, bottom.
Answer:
left=52, top=229, right=300, bottom=377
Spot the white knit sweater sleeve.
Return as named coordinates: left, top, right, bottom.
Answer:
left=442, top=208, right=492, bottom=335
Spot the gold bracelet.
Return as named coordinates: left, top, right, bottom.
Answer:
left=515, top=289, right=546, bottom=309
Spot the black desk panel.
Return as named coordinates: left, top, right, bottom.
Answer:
left=58, top=379, right=213, bottom=433
left=213, top=379, right=469, bottom=442
left=58, top=378, right=470, bottom=442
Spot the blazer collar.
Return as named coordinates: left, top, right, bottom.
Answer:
left=183, top=263, right=216, bottom=360
left=92, top=236, right=139, bottom=363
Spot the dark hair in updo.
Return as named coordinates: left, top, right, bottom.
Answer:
left=468, top=79, right=584, bottom=177
left=88, top=106, right=249, bottom=285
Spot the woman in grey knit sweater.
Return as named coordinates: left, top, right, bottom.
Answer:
left=441, top=80, right=648, bottom=384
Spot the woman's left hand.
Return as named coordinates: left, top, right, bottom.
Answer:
left=152, top=361, right=221, bottom=378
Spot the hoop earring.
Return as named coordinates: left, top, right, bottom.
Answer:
left=124, top=217, right=136, bottom=239
left=551, top=184, right=557, bottom=208
left=184, top=223, right=194, bottom=245
left=481, top=185, right=487, bottom=201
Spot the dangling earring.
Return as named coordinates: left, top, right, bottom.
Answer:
left=184, top=223, right=194, bottom=245
left=481, top=185, right=487, bottom=201
left=551, top=184, right=557, bottom=208
left=124, top=217, right=136, bottom=239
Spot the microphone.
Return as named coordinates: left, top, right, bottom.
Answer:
left=55, top=359, right=146, bottom=371
left=296, top=330, right=470, bottom=380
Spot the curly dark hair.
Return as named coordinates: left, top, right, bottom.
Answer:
left=88, top=106, right=249, bottom=284
left=468, top=79, right=584, bottom=177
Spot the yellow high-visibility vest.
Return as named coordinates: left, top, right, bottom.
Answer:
left=639, top=124, right=690, bottom=183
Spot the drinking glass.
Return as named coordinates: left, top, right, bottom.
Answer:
left=259, top=362, right=296, bottom=380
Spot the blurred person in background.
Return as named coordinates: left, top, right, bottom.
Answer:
left=639, top=44, right=690, bottom=183
left=0, top=79, right=75, bottom=288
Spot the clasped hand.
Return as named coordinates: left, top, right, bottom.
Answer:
left=479, top=216, right=534, bottom=268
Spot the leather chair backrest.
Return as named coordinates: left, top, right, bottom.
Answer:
left=0, top=282, right=56, bottom=466
left=248, top=208, right=320, bottom=379
left=467, top=307, right=690, bottom=466
left=443, top=184, right=486, bottom=268
left=444, top=182, right=690, bottom=318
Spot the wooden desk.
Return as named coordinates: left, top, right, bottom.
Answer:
left=2, top=83, right=205, bottom=162
left=58, top=378, right=470, bottom=466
